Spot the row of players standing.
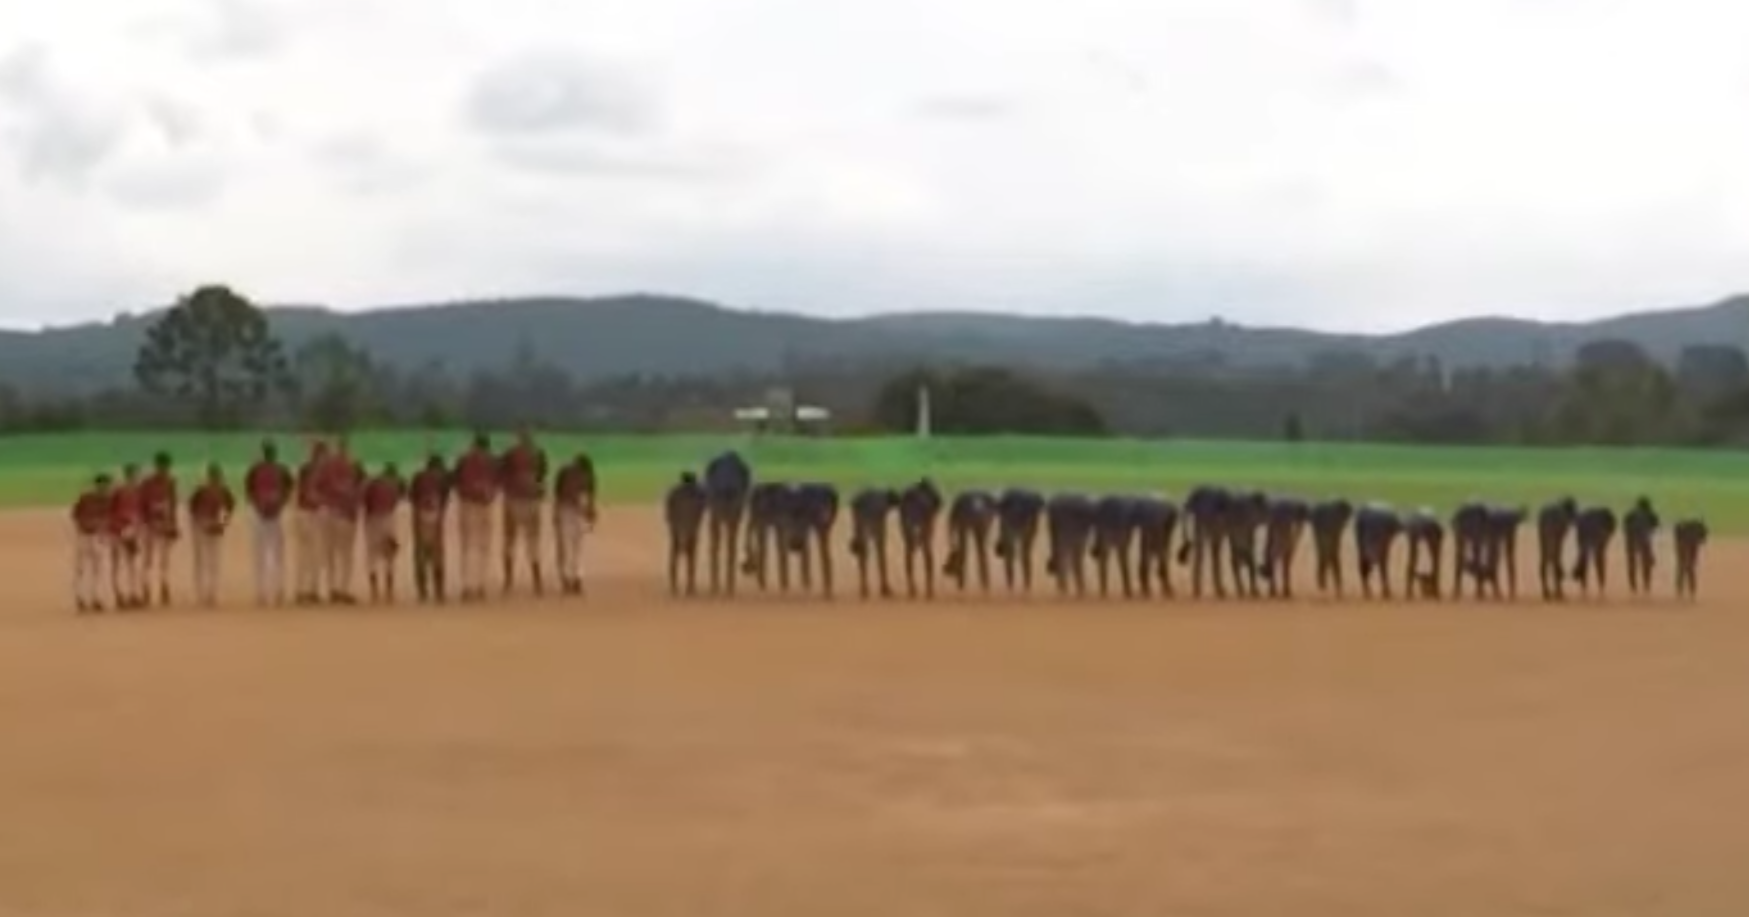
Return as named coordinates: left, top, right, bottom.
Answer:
left=68, top=429, right=599, bottom=612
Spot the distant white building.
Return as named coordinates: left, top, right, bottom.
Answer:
left=732, top=405, right=831, bottom=423
left=732, top=386, right=831, bottom=434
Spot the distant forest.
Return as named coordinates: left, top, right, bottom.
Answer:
left=5, top=285, right=1749, bottom=447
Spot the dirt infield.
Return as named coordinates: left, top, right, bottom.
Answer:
left=3, top=506, right=1749, bottom=916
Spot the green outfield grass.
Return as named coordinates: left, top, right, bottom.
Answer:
left=2, top=432, right=1745, bottom=531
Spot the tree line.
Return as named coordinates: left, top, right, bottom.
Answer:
left=2, top=284, right=1748, bottom=446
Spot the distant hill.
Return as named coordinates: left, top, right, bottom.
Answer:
left=4, top=292, right=1747, bottom=394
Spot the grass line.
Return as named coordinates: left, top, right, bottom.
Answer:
left=0, top=432, right=1741, bottom=531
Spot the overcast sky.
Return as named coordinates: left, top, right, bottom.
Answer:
left=4, top=0, right=1749, bottom=331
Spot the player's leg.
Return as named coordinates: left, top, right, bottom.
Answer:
left=324, top=514, right=344, bottom=603
left=296, top=509, right=319, bottom=603
left=371, top=515, right=396, bottom=602
left=190, top=531, right=204, bottom=605
left=114, top=531, right=140, bottom=609
left=252, top=515, right=269, bottom=605
left=412, top=535, right=429, bottom=602
left=378, top=518, right=395, bottom=602
left=209, top=529, right=224, bottom=605
left=107, top=537, right=123, bottom=608
left=305, top=509, right=325, bottom=602
left=431, top=522, right=449, bottom=602
left=565, top=507, right=583, bottom=593
left=192, top=531, right=212, bottom=606
left=364, top=517, right=379, bottom=602
left=500, top=506, right=517, bottom=593
left=90, top=534, right=107, bottom=611
left=341, top=516, right=359, bottom=602
left=525, top=503, right=545, bottom=595
left=412, top=510, right=435, bottom=602
left=557, top=507, right=580, bottom=594
left=108, top=539, right=123, bottom=609
left=136, top=536, right=153, bottom=606
left=157, top=531, right=175, bottom=605
left=138, top=535, right=157, bottom=606
left=455, top=503, right=476, bottom=600
left=457, top=504, right=474, bottom=599
left=383, top=522, right=399, bottom=603
left=128, top=532, right=147, bottom=607
left=474, top=504, right=493, bottom=600
left=449, top=507, right=467, bottom=599
left=266, top=516, right=285, bottom=604
left=339, top=516, right=359, bottom=602
left=455, top=507, right=466, bottom=599
left=574, top=511, right=591, bottom=596
left=73, top=534, right=91, bottom=611
left=290, top=511, right=307, bottom=602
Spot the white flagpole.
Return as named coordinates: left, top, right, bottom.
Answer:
left=916, top=384, right=931, bottom=439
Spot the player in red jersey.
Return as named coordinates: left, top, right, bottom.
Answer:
left=138, top=451, right=180, bottom=606
left=551, top=453, right=597, bottom=595
left=498, top=426, right=549, bottom=596
left=408, top=452, right=451, bottom=603
left=322, top=442, right=365, bottom=605
left=293, top=439, right=331, bottom=605
left=188, top=463, right=237, bottom=607
left=452, top=432, right=498, bottom=602
left=109, top=463, right=145, bottom=609
left=361, top=463, right=405, bottom=603
left=245, top=439, right=295, bottom=606
left=71, top=473, right=113, bottom=613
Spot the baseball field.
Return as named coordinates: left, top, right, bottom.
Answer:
left=4, top=432, right=1749, bottom=916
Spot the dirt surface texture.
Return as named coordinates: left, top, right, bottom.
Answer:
left=2, top=505, right=1747, bottom=917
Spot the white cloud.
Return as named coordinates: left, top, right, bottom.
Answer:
left=3, top=0, right=1749, bottom=331
left=462, top=49, right=659, bottom=138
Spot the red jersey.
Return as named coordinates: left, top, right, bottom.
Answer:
left=108, top=485, right=142, bottom=535
left=246, top=460, right=294, bottom=518
left=363, top=475, right=404, bottom=517
left=189, top=483, right=236, bottom=531
left=140, top=471, right=177, bottom=528
left=72, top=492, right=109, bottom=535
left=295, top=458, right=325, bottom=510
left=454, top=449, right=497, bottom=504
left=322, top=458, right=364, bottom=516
left=499, top=444, right=546, bottom=500
left=553, top=464, right=595, bottom=507
left=409, top=467, right=450, bottom=510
